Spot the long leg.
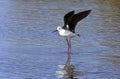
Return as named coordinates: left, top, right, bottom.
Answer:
left=69, top=39, right=71, bottom=53
left=66, top=38, right=72, bottom=53
left=66, top=38, right=70, bottom=52
left=66, top=38, right=71, bottom=65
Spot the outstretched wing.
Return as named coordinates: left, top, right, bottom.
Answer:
left=68, top=10, right=91, bottom=33
left=62, top=10, right=74, bottom=29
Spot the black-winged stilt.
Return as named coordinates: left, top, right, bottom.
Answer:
left=54, top=10, right=91, bottom=64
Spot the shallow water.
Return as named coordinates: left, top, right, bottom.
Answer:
left=0, top=0, right=120, bottom=79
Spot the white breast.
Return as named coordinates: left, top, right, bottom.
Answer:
left=58, top=29, right=76, bottom=38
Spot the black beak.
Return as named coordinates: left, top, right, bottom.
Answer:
left=52, top=30, right=57, bottom=33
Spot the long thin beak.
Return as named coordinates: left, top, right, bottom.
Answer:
left=52, top=30, right=57, bottom=33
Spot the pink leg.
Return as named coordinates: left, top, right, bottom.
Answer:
left=66, top=38, right=71, bottom=65
left=69, top=39, right=71, bottom=53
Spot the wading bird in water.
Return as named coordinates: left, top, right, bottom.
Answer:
left=54, top=10, right=91, bottom=65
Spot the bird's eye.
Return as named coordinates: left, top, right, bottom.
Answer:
left=58, top=28, right=61, bottom=30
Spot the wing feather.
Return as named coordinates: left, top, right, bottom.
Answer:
left=68, top=10, right=91, bottom=32
left=63, top=11, right=74, bottom=29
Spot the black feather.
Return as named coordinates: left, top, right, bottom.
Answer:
left=63, top=11, right=74, bottom=30
left=63, top=10, right=91, bottom=33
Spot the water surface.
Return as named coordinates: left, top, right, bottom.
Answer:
left=0, top=0, right=120, bottom=79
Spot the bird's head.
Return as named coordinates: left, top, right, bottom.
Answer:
left=57, top=26, right=62, bottom=31
left=53, top=26, right=62, bottom=33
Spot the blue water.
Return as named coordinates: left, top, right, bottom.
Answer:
left=0, top=0, right=120, bottom=79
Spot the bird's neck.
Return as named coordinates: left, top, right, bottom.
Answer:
left=58, top=28, right=65, bottom=35
left=59, top=28, right=65, bottom=32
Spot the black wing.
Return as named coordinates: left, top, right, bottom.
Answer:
left=68, top=10, right=91, bottom=33
left=62, top=10, right=74, bottom=29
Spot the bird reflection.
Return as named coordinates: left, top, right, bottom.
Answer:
left=64, top=64, right=78, bottom=79
left=56, top=64, right=78, bottom=79
left=56, top=54, right=78, bottom=79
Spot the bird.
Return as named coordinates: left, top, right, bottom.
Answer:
left=53, top=10, right=91, bottom=64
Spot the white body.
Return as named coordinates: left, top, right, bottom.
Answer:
left=57, top=26, right=78, bottom=38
